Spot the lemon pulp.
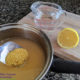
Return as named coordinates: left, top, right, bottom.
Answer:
left=6, top=48, right=28, bottom=66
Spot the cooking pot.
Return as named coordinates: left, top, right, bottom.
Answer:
left=0, top=23, right=80, bottom=80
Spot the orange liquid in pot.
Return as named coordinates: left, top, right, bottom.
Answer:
left=0, top=37, right=45, bottom=80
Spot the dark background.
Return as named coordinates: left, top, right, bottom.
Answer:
left=0, top=0, right=80, bottom=80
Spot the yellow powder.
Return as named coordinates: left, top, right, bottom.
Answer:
left=6, top=48, right=28, bottom=66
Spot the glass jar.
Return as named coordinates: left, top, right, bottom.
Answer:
left=31, top=1, right=65, bottom=31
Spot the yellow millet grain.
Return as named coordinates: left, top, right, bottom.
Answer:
left=6, top=48, right=28, bottom=66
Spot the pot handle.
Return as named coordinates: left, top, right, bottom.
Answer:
left=51, top=58, right=80, bottom=74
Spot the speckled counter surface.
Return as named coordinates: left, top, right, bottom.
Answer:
left=0, top=0, right=80, bottom=80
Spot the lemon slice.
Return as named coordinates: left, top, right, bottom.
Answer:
left=57, top=28, right=79, bottom=49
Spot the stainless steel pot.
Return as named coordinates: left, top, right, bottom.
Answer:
left=0, top=23, right=80, bottom=80
left=0, top=23, right=53, bottom=80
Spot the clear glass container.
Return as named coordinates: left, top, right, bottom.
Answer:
left=31, top=1, right=65, bottom=31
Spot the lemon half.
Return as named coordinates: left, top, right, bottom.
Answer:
left=57, top=28, right=79, bottom=49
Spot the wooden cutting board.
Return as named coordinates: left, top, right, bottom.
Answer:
left=18, top=11, right=80, bottom=62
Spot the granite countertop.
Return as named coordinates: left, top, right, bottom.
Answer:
left=0, top=0, right=80, bottom=80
